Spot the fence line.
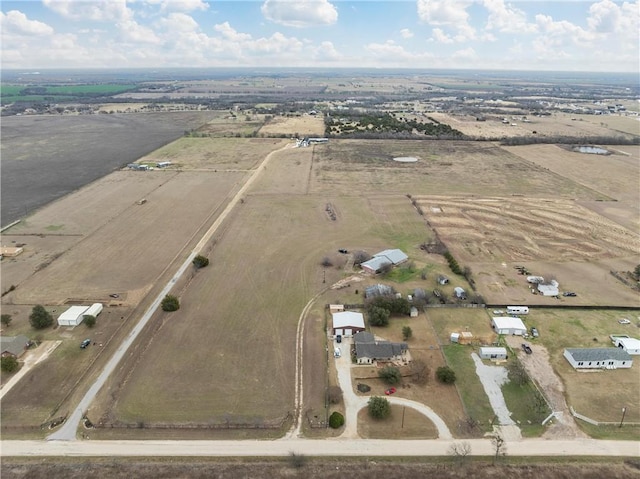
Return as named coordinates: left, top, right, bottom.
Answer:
left=570, top=407, right=640, bottom=426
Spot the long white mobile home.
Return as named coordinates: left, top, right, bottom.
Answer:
left=507, top=306, right=529, bottom=315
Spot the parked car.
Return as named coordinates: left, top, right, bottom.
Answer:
left=618, top=319, right=631, bottom=325
left=336, top=334, right=342, bottom=343
left=334, top=347, right=341, bottom=358
left=80, top=339, right=91, bottom=349
left=522, top=343, right=533, bottom=354
left=338, top=249, right=348, bottom=254
left=109, top=293, right=119, bottom=298
left=385, top=387, right=396, bottom=395
left=531, top=327, right=539, bottom=338
left=562, top=292, right=577, bottom=297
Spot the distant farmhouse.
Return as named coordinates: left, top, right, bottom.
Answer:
left=564, top=348, right=633, bottom=370
left=361, top=249, right=408, bottom=274
left=353, top=331, right=408, bottom=365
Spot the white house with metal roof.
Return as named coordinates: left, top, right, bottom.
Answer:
left=332, top=311, right=365, bottom=338
left=491, top=316, right=527, bottom=335
left=361, top=249, right=408, bottom=274
left=564, top=348, right=633, bottom=369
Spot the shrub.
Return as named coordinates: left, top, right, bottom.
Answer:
left=83, top=315, right=96, bottom=328
left=29, top=305, right=53, bottom=330
left=1, top=356, right=20, bottom=373
left=193, top=255, right=210, bottom=269
left=329, top=411, right=345, bottom=429
left=368, top=396, right=391, bottom=419
left=1, top=314, right=12, bottom=328
left=161, top=295, right=180, bottom=312
left=402, top=326, right=413, bottom=341
left=378, top=366, right=401, bottom=385
left=436, top=366, right=457, bottom=384
left=368, top=306, right=390, bottom=327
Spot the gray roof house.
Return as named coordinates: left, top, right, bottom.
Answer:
left=1, top=335, right=30, bottom=358
left=365, top=284, right=394, bottom=298
left=354, top=331, right=408, bottom=365
left=361, top=249, right=408, bottom=274
left=564, top=348, right=633, bottom=370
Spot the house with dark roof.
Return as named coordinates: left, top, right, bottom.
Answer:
left=564, top=348, right=633, bottom=370
left=1, top=335, right=30, bottom=359
left=354, top=331, right=408, bottom=365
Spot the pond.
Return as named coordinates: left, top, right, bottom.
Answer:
left=573, top=146, right=610, bottom=155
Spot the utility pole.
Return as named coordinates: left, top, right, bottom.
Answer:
left=323, top=268, right=326, bottom=284
left=401, top=406, right=406, bottom=429
left=619, top=407, right=627, bottom=428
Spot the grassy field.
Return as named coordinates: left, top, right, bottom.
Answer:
left=358, top=404, right=438, bottom=439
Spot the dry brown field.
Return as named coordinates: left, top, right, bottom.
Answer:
left=257, top=114, right=325, bottom=137
left=503, top=144, right=640, bottom=232
left=357, top=405, right=438, bottom=439
left=428, top=111, right=640, bottom=140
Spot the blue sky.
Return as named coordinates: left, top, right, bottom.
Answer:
left=1, top=1, right=638, bottom=72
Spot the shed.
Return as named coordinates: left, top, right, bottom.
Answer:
left=450, top=333, right=460, bottom=343
left=437, top=275, right=449, bottom=285
left=83, top=303, right=103, bottom=319
left=613, top=337, right=640, bottom=355
left=564, top=348, right=633, bottom=369
left=479, top=347, right=508, bottom=360
left=454, top=287, right=466, bottom=299
left=538, top=280, right=559, bottom=297
left=365, top=284, right=393, bottom=298
left=329, top=304, right=345, bottom=314
left=57, top=305, right=90, bottom=327
left=1, top=335, right=30, bottom=358
left=410, top=306, right=418, bottom=317
left=332, top=311, right=365, bottom=337
left=491, top=316, right=527, bottom=336
left=1, top=246, right=24, bottom=257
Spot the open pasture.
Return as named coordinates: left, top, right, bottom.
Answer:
left=136, top=137, right=287, bottom=171
left=504, top=144, right=640, bottom=232
left=526, top=309, right=640, bottom=424
left=310, top=140, right=605, bottom=198
left=6, top=171, right=247, bottom=306
left=258, top=114, right=325, bottom=137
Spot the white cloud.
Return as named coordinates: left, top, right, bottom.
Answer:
left=313, top=40, right=342, bottom=60
left=400, top=28, right=414, bottom=39
left=0, top=10, right=54, bottom=36
left=452, top=47, right=476, bottom=59
left=261, top=0, right=338, bottom=28
left=158, top=0, right=209, bottom=12
left=588, top=0, right=639, bottom=36
left=158, top=12, right=200, bottom=33
left=431, top=28, right=454, bottom=43
left=214, top=22, right=252, bottom=42
left=482, top=0, right=537, bottom=34
left=117, top=18, right=162, bottom=44
left=417, top=0, right=475, bottom=41
left=42, top=0, right=131, bottom=22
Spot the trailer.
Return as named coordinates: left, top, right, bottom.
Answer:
left=507, top=306, right=529, bottom=315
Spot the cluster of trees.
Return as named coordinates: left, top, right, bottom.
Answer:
left=444, top=251, right=463, bottom=276
left=325, top=112, right=464, bottom=138
left=365, top=295, right=411, bottom=327
left=29, top=305, right=53, bottom=330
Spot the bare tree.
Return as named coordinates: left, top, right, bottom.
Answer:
left=410, top=359, right=430, bottom=385
left=491, top=433, right=507, bottom=464
left=448, top=441, right=472, bottom=466
left=321, top=256, right=333, bottom=267
left=352, top=250, right=372, bottom=265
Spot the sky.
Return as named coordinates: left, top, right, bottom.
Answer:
left=1, top=0, right=639, bottom=72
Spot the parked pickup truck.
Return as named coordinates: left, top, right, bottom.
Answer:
left=521, top=343, right=533, bottom=354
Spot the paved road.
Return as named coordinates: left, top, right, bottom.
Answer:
left=47, top=142, right=291, bottom=441
left=3, top=438, right=639, bottom=457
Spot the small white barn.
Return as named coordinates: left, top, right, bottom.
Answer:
left=83, top=303, right=103, bottom=319
left=332, top=311, right=365, bottom=337
left=454, top=287, right=466, bottom=299
left=613, top=337, right=640, bottom=355
left=479, top=347, right=508, bottom=360
left=410, top=306, right=419, bottom=317
left=57, top=305, right=90, bottom=327
left=564, top=348, right=633, bottom=369
left=538, top=280, right=559, bottom=297
left=491, top=316, right=527, bottom=336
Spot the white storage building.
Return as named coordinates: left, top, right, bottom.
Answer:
left=491, top=316, right=527, bottom=336
left=613, top=337, right=640, bottom=355
left=332, top=311, right=365, bottom=338
left=57, top=305, right=90, bottom=327
left=83, top=303, right=103, bottom=319
left=479, top=347, right=508, bottom=360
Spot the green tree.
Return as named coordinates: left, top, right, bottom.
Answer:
left=29, top=305, right=53, bottom=330
left=368, top=306, right=390, bottom=327
left=634, top=264, right=640, bottom=279
left=1, top=356, right=20, bottom=373
left=161, top=295, right=180, bottom=312
left=1, top=314, right=12, bottom=328
left=83, top=315, right=96, bottom=328
left=368, top=396, right=391, bottom=419
left=402, top=326, right=413, bottom=341
left=378, top=365, right=401, bottom=385
left=436, top=366, right=457, bottom=384
left=329, top=411, right=345, bottom=429
left=193, top=255, right=210, bottom=269
left=507, top=359, right=529, bottom=386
